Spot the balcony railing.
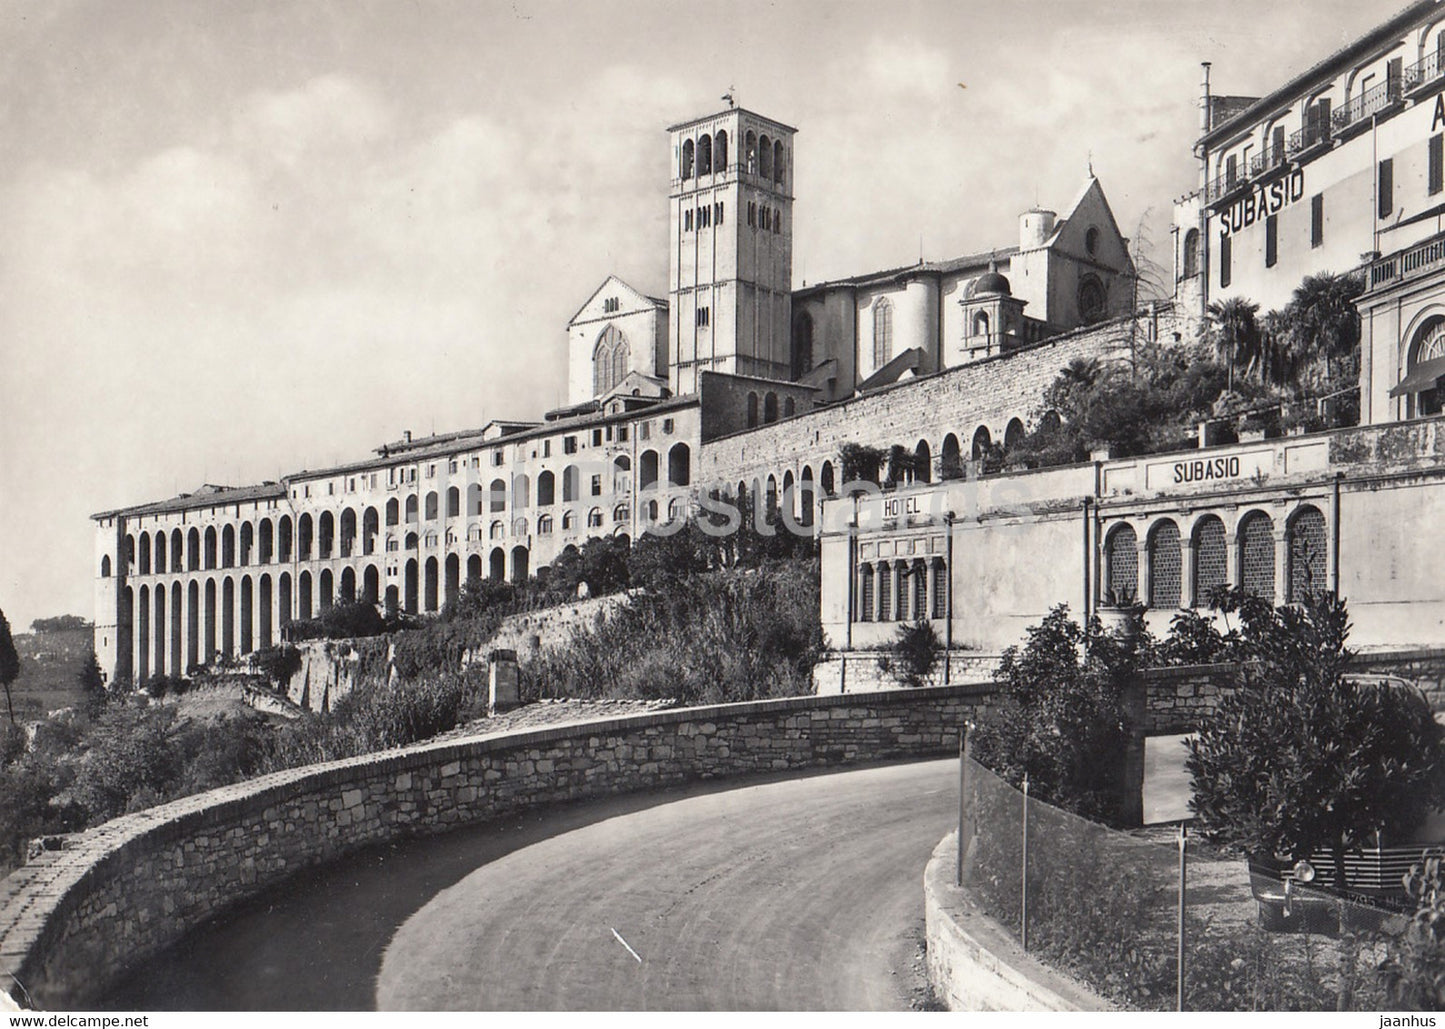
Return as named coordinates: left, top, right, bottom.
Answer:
left=1205, top=170, right=1247, bottom=205
left=1404, top=49, right=1445, bottom=94
left=1369, top=230, right=1445, bottom=292
left=1287, top=120, right=1332, bottom=159
left=1332, top=78, right=1404, bottom=135
left=1249, top=143, right=1288, bottom=178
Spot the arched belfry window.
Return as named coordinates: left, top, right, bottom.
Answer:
left=715, top=130, right=728, bottom=171
left=681, top=139, right=694, bottom=178
left=872, top=297, right=894, bottom=368
left=759, top=134, right=773, bottom=178
left=698, top=134, right=712, bottom=176
left=594, top=324, right=631, bottom=396
left=745, top=131, right=757, bottom=173
left=773, top=140, right=785, bottom=183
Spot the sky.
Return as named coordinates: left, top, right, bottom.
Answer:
left=0, top=0, right=1405, bottom=633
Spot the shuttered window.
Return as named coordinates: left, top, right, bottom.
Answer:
left=1380, top=158, right=1394, bottom=220
left=1220, top=235, right=1232, bottom=288
left=1265, top=214, right=1278, bottom=268
left=1431, top=135, right=1443, bottom=197
left=1311, top=194, right=1324, bottom=248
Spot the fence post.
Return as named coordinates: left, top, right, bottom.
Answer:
left=1177, top=822, right=1187, bottom=1012
left=956, top=727, right=970, bottom=887
left=1021, top=773, right=1030, bottom=952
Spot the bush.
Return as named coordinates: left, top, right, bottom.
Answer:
left=251, top=644, right=303, bottom=686
left=889, top=621, right=940, bottom=687
left=1380, top=851, right=1445, bottom=1010
left=285, top=601, right=391, bottom=642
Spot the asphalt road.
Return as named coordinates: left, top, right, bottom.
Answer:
left=377, top=759, right=958, bottom=1010
left=103, top=758, right=957, bottom=1011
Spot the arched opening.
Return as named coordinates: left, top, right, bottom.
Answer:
left=384, top=585, right=399, bottom=618
left=513, top=474, right=530, bottom=510
left=258, top=575, right=272, bottom=649
left=759, top=134, right=772, bottom=178
left=278, top=516, right=293, bottom=563
left=773, top=140, right=785, bottom=183
left=1287, top=506, right=1328, bottom=602
left=447, top=486, right=460, bottom=519
left=714, top=129, right=728, bottom=170
left=747, top=393, right=759, bottom=427
left=467, top=483, right=482, bottom=517
left=219, top=526, right=234, bottom=568
left=339, top=509, right=356, bottom=557
left=537, top=470, right=556, bottom=506
left=562, top=465, right=580, bottom=503
left=362, top=566, right=379, bottom=606
left=151, top=584, right=167, bottom=676
left=424, top=492, right=439, bottom=521
left=941, top=434, right=963, bottom=479
left=490, top=547, right=506, bottom=581
left=445, top=554, right=460, bottom=609
left=640, top=450, right=659, bottom=490
left=612, top=455, right=630, bottom=493
left=872, top=298, right=893, bottom=369
left=489, top=478, right=507, bottom=512
left=1238, top=511, right=1275, bottom=599
left=681, top=138, right=694, bottom=178
left=405, top=531, right=418, bottom=550
left=339, top=566, right=356, bottom=605
left=668, top=443, right=691, bottom=486
left=466, top=554, right=482, bottom=587
left=405, top=494, right=419, bottom=523
left=764, top=393, right=779, bottom=423
left=137, top=585, right=150, bottom=680
left=1004, top=418, right=1026, bottom=450
left=821, top=461, right=836, bottom=497
left=221, top=578, right=235, bottom=657
left=298, top=570, right=313, bottom=621
left=973, top=311, right=990, bottom=338
left=1182, top=228, right=1200, bottom=279
left=697, top=133, right=712, bottom=176
left=799, top=466, right=815, bottom=527
left=239, top=577, right=253, bottom=655
left=914, top=440, right=932, bottom=484
left=404, top=559, right=418, bottom=614
left=386, top=499, right=400, bottom=526
left=1148, top=521, right=1182, bottom=609
left=170, top=529, right=183, bottom=572
left=203, top=579, right=216, bottom=663
left=139, top=533, right=151, bottom=575
left=187, top=580, right=200, bottom=670
left=791, top=312, right=814, bottom=378
left=971, top=425, right=992, bottom=461
left=1192, top=515, right=1228, bottom=606
left=537, top=514, right=554, bottom=536
left=170, top=581, right=183, bottom=673
left=877, top=561, right=892, bottom=622
left=239, top=523, right=253, bottom=566
left=588, top=507, right=604, bottom=528
left=278, top=572, right=292, bottom=627
left=424, top=557, right=439, bottom=612
left=744, top=130, right=757, bottom=173
left=204, top=527, right=217, bottom=570
left=319, top=568, right=334, bottom=612
left=510, top=545, right=529, bottom=584
left=298, top=514, right=314, bottom=561
left=101, top=554, right=112, bottom=578
left=187, top=528, right=201, bottom=572
left=258, top=519, right=274, bottom=563
left=363, top=507, right=379, bottom=555
left=1105, top=524, right=1139, bottom=603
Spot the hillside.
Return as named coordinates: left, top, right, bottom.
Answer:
left=9, top=627, right=92, bottom=720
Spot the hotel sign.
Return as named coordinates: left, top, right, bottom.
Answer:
left=1219, top=168, right=1306, bottom=237
left=1144, top=448, right=1275, bottom=491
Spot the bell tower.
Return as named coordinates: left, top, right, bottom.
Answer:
left=667, top=106, right=796, bottom=394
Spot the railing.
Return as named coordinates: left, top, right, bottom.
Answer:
left=1248, top=143, right=1288, bottom=178
left=1404, top=49, right=1445, bottom=93
left=1370, top=230, right=1445, bottom=291
left=1332, top=78, right=1404, bottom=135
left=1205, top=171, right=1246, bottom=205
left=1287, top=119, right=1332, bottom=159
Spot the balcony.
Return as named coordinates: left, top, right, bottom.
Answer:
left=1248, top=143, right=1289, bottom=179
left=1286, top=120, right=1332, bottom=161
left=1205, top=170, right=1249, bottom=206
left=1367, top=230, right=1445, bottom=293
left=1404, top=50, right=1445, bottom=98
left=1332, top=78, right=1405, bottom=139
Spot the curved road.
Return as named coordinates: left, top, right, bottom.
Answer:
left=105, top=759, right=956, bottom=1011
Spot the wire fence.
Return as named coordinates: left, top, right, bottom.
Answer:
left=956, top=750, right=1410, bottom=1011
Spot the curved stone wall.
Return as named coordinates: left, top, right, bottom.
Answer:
left=923, top=833, right=1111, bottom=1011
left=0, top=684, right=990, bottom=1009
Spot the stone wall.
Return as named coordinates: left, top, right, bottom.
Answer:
left=1351, top=648, right=1445, bottom=709
left=0, top=685, right=994, bottom=1009
left=811, top=650, right=1002, bottom=694
left=924, top=833, right=1111, bottom=1011
left=696, top=306, right=1177, bottom=493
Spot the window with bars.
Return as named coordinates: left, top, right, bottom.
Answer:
left=897, top=565, right=910, bottom=621
left=878, top=563, right=892, bottom=621
left=931, top=560, right=947, bottom=619
left=1193, top=516, right=1228, bottom=605
left=1287, top=506, right=1327, bottom=602
left=1105, top=524, right=1138, bottom=603
left=1239, top=511, right=1276, bottom=599
left=1148, top=520, right=1182, bottom=609
left=860, top=564, right=874, bottom=621
left=913, top=562, right=927, bottom=620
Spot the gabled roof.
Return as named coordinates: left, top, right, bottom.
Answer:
left=856, top=347, right=926, bottom=393
left=94, top=481, right=286, bottom=520
left=567, top=274, right=667, bottom=326
left=796, top=247, right=1020, bottom=296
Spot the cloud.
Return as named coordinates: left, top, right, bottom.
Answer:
left=232, top=73, right=396, bottom=169
left=860, top=38, right=952, bottom=101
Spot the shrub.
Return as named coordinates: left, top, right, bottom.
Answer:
left=251, top=644, right=303, bottom=686
left=890, top=621, right=940, bottom=687
left=1380, top=851, right=1445, bottom=1010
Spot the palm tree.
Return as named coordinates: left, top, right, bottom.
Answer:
left=1207, top=296, right=1262, bottom=394
left=1286, top=272, right=1364, bottom=382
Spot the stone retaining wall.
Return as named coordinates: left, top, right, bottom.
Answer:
left=0, top=684, right=992, bottom=1009
left=923, top=832, right=1111, bottom=1011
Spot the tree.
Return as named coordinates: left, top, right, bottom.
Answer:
left=1285, top=271, right=1363, bottom=383
left=1186, top=593, right=1445, bottom=890
left=0, top=609, right=18, bottom=726
left=1207, top=296, right=1262, bottom=394
left=970, top=605, right=1144, bottom=824
left=78, top=649, right=107, bottom=718
left=838, top=442, right=884, bottom=486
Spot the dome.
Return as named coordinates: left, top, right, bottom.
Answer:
left=970, top=269, right=1011, bottom=297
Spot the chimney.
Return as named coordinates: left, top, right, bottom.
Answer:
left=404, top=430, right=412, bottom=443
left=1200, top=62, right=1212, bottom=136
